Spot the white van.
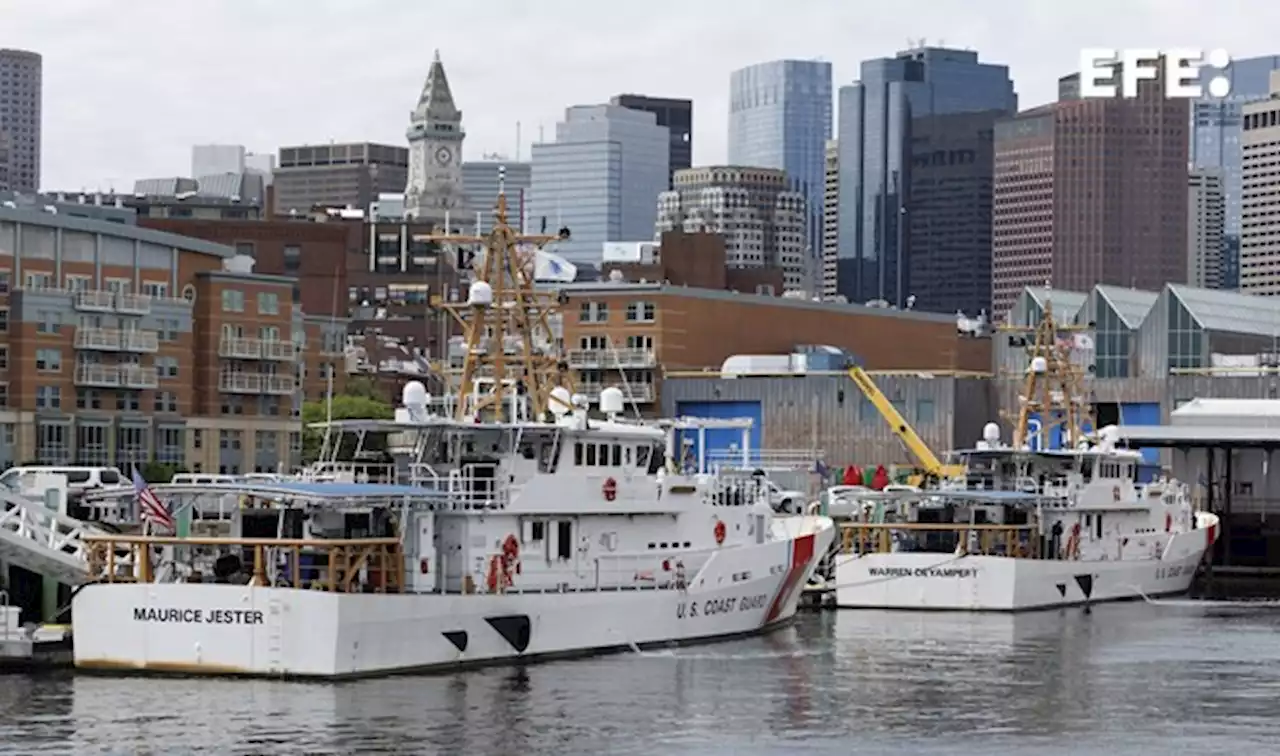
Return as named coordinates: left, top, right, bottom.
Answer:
left=0, top=465, right=126, bottom=492
left=170, top=473, right=242, bottom=486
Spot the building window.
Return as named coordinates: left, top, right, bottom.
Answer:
left=36, top=423, right=70, bottom=464
left=36, top=385, right=61, bottom=410
left=0, top=384, right=8, bottom=408
left=105, top=278, right=131, bottom=295
left=36, top=310, right=61, bottom=334
left=77, top=389, right=102, bottom=410
left=235, top=242, right=255, bottom=258
left=0, top=269, right=10, bottom=293
left=0, top=346, right=7, bottom=369
left=221, top=289, right=245, bottom=312
left=156, top=356, right=179, bottom=378
left=579, top=301, right=608, bottom=323
left=0, top=308, right=7, bottom=332
left=35, top=348, right=61, bottom=372
left=284, top=245, right=301, bottom=274
left=221, top=396, right=244, bottom=415
left=625, top=301, right=657, bottom=322
left=76, top=425, right=108, bottom=465
left=117, top=391, right=141, bottom=412
left=219, top=430, right=242, bottom=450
left=154, top=391, right=178, bottom=413
left=24, top=271, right=53, bottom=289
left=116, top=426, right=148, bottom=466
left=158, top=318, right=179, bottom=342
left=916, top=399, right=936, bottom=425
left=156, top=427, right=183, bottom=464
left=258, top=292, right=280, bottom=315
left=65, top=275, right=91, bottom=292
left=142, top=281, right=169, bottom=298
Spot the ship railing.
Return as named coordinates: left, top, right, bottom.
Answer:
left=839, top=522, right=1041, bottom=559
left=708, top=477, right=772, bottom=507
left=444, top=463, right=507, bottom=510
left=707, top=449, right=823, bottom=471
left=408, top=463, right=443, bottom=487
left=473, top=548, right=717, bottom=595
left=299, top=462, right=397, bottom=484
left=82, top=535, right=405, bottom=593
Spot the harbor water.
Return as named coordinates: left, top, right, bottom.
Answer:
left=1, top=601, right=1278, bottom=755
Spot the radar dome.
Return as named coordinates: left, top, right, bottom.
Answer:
left=467, top=281, right=494, bottom=307
left=548, top=386, right=573, bottom=416
left=1028, top=356, right=1048, bottom=374
left=982, top=422, right=1001, bottom=444
left=402, top=381, right=428, bottom=408
left=599, top=386, right=625, bottom=414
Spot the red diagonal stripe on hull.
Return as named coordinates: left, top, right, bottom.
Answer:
left=765, top=533, right=815, bottom=624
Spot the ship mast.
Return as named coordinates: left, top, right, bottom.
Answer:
left=427, top=168, right=572, bottom=422
left=999, top=287, right=1095, bottom=450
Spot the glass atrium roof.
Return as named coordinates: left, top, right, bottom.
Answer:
left=1018, top=283, right=1280, bottom=337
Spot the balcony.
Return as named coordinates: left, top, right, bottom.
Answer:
left=566, top=348, right=657, bottom=369
left=261, top=340, right=300, bottom=361
left=122, top=330, right=159, bottom=353
left=120, top=365, right=159, bottom=389
left=75, top=364, right=122, bottom=387
left=74, top=328, right=159, bottom=353
left=219, top=337, right=261, bottom=359
left=220, top=372, right=297, bottom=395
left=116, top=293, right=151, bottom=315
left=577, top=382, right=657, bottom=403
left=74, top=290, right=115, bottom=312
left=75, top=327, right=122, bottom=351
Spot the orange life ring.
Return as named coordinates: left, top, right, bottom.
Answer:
left=713, top=520, right=726, bottom=545
left=602, top=477, right=618, bottom=502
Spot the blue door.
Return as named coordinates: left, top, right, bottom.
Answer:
left=1119, top=402, right=1162, bottom=476
left=674, top=401, right=763, bottom=472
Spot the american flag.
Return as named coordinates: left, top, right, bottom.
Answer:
left=132, top=466, right=175, bottom=532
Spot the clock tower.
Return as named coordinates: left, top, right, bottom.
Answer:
left=404, top=50, right=465, bottom=224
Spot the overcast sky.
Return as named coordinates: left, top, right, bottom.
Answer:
left=3, top=0, right=1274, bottom=191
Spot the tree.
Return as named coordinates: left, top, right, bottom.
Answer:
left=301, top=393, right=394, bottom=465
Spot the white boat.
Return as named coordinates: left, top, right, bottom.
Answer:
left=68, top=186, right=834, bottom=679
left=833, top=292, right=1218, bottom=612
left=831, top=425, right=1218, bottom=611
left=70, top=397, right=833, bottom=678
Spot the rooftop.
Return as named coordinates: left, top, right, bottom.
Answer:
left=1015, top=283, right=1280, bottom=337
left=553, top=282, right=966, bottom=326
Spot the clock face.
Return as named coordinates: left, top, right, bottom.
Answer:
left=435, top=146, right=453, bottom=166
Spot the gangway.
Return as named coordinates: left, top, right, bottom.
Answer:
left=0, top=492, right=97, bottom=586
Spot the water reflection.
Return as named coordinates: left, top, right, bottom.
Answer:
left=0, top=604, right=1278, bottom=755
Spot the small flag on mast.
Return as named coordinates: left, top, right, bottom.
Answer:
left=132, top=466, right=175, bottom=532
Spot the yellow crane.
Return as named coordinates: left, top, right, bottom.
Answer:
left=846, top=367, right=966, bottom=487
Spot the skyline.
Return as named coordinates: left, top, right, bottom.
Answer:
left=4, top=0, right=1278, bottom=191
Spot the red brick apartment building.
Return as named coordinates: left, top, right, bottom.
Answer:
left=0, top=201, right=347, bottom=471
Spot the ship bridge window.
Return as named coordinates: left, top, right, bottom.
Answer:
left=636, top=446, right=650, bottom=469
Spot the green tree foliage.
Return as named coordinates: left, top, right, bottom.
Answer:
left=301, top=391, right=394, bottom=465
left=139, top=461, right=186, bottom=484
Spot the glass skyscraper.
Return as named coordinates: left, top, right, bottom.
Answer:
left=1192, top=55, right=1280, bottom=289
left=728, top=60, right=833, bottom=275
left=528, top=105, right=669, bottom=266
left=835, top=47, right=1016, bottom=307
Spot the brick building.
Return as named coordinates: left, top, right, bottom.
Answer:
left=0, top=199, right=346, bottom=471
left=559, top=281, right=989, bottom=409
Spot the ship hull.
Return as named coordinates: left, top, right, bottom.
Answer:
left=832, top=513, right=1218, bottom=612
left=71, top=518, right=834, bottom=679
